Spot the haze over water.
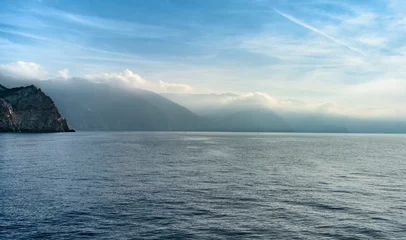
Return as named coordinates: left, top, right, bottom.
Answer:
left=1, top=132, right=406, bottom=239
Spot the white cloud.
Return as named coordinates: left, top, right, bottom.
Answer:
left=159, top=81, right=193, bottom=93
left=346, top=79, right=406, bottom=95
left=0, top=61, right=48, bottom=79
left=83, top=69, right=193, bottom=93
left=224, top=92, right=279, bottom=109
left=57, top=68, right=70, bottom=79
left=356, top=36, right=387, bottom=46
left=343, top=12, right=376, bottom=26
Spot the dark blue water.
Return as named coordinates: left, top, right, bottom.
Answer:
left=1, top=132, right=406, bottom=239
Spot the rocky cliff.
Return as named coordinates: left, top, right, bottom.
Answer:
left=0, top=84, right=74, bottom=132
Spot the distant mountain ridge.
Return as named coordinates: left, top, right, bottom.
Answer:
left=40, top=80, right=296, bottom=132
left=214, top=109, right=293, bottom=132
left=34, top=79, right=211, bottom=131
left=165, top=93, right=406, bottom=133
left=2, top=75, right=406, bottom=133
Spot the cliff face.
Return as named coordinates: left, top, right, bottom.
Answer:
left=0, top=84, right=73, bottom=132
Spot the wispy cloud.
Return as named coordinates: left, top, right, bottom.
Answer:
left=356, top=36, right=387, bottom=46
left=273, top=8, right=364, bottom=54
left=29, top=7, right=180, bottom=39
left=0, top=28, right=51, bottom=42
left=0, top=28, right=162, bottom=66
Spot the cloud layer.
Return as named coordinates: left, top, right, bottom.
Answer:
left=83, top=69, right=193, bottom=93
left=58, top=68, right=70, bottom=79
left=0, top=61, right=48, bottom=79
left=0, top=59, right=404, bottom=119
left=0, top=61, right=193, bottom=94
left=165, top=91, right=404, bottom=119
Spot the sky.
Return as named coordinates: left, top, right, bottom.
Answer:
left=1, top=0, right=406, bottom=119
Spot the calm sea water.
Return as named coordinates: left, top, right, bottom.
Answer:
left=1, top=132, right=406, bottom=239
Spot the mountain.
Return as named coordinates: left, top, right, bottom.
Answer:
left=278, top=112, right=349, bottom=133
left=163, top=93, right=239, bottom=115
left=214, top=109, right=293, bottom=132
left=28, top=79, right=211, bottom=131
left=164, top=93, right=350, bottom=133
left=2, top=75, right=406, bottom=133
left=164, top=93, right=295, bottom=132
left=341, top=118, right=406, bottom=134
left=0, top=84, right=73, bottom=132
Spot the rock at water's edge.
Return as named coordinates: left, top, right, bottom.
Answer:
left=0, top=84, right=74, bottom=132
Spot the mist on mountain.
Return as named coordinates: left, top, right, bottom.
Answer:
left=1, top=74, right=406, bottom=133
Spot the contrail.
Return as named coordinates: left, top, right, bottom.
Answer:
left=274, top=9, right=364, bottom=55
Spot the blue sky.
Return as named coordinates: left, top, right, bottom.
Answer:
left=1, top=0, right=406, bottom=118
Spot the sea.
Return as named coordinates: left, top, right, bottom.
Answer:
left=1, top=132, right=406, bottom=239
